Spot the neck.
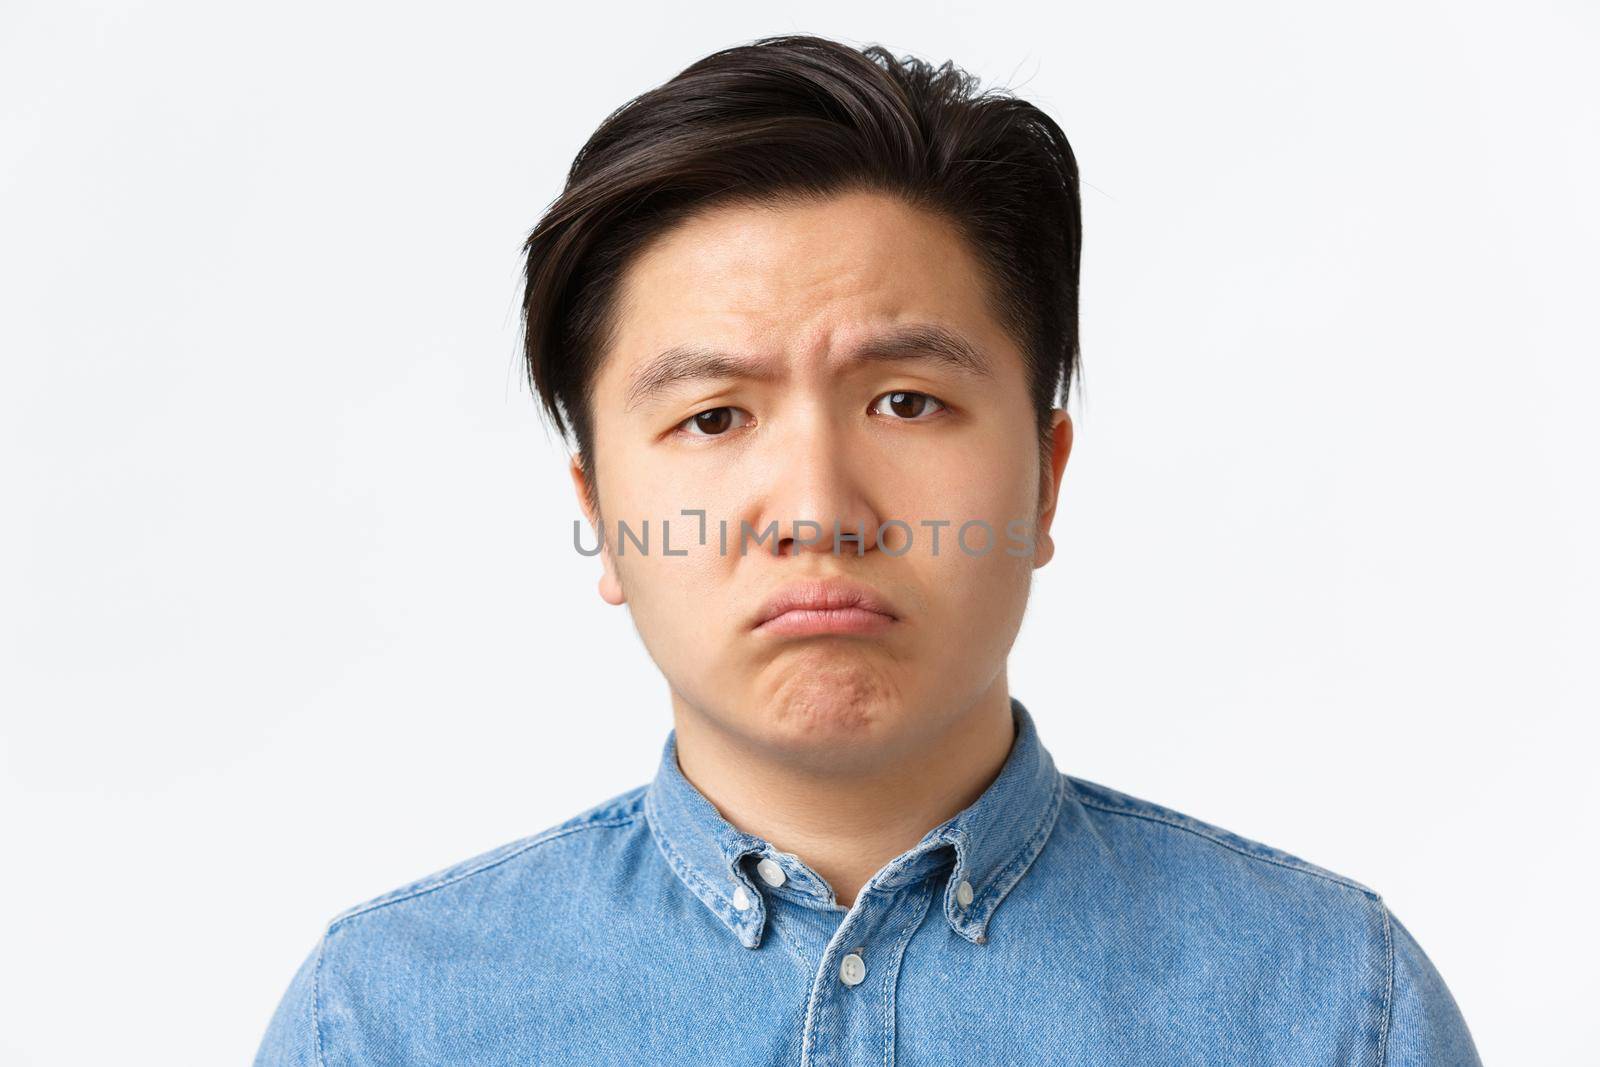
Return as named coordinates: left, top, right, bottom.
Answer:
left=669, top=676, right=1017, bottom=908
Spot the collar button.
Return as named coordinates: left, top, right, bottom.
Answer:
left=756, top=858, right=787, bottom=887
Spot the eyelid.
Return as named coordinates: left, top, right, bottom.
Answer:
left=670, top=390, right=948, bottom=440
left=870, top=389, right=949, bottom=418
left=674, top=405, right=752, bottom=438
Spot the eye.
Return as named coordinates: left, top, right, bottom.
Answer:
left=676, top=406, right=752, bottom=438
left=871, top=391, right=947, bottom=420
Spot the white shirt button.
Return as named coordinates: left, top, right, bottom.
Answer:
left=731, top=885, right=752, bottom=911
left=956, top=879, right=974, bottom=906
left=756, top=858, right=787, bottom=887
left=839, top=952, right=867, bottom=986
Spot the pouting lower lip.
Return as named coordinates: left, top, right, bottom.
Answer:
left=752, top=579, right=898, bottom=630
left=755, top=606, right=896, bottom=636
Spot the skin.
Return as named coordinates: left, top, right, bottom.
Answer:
left=571, top=188, right=1072, bottom=908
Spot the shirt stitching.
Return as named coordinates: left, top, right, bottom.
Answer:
left=645, top=787, right=719, bottom=898
left=973, top=773, right=1068, bottom=921
left=882, top=881, right=936, bottom=1067
left=1071, top=791, right=1380, bottom=900
left=644, top=789, right=748, bottom=938
left=311, top=933, right=328, bottom=1067
left=327, top=813, right=642, bottom=931
left=312, top=812, right=639, bottom=1062
left=1377, top=901, right=1396, bottom=1066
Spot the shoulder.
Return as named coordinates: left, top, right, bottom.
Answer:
left=1055, top=774, right=1401, bottom=1043
left=1057, top=773, right=1392, bottom=990
left=1049, top=779, right=1478, bottom=1060
left=254, top=787, right=654, bottom=1065
left=1062, top=772, right=1381, bottom=901
left=326, top=784, right=650, bottom=937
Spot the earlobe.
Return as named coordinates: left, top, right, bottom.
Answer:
left=597, top=568, right=625, bottom=607
left=570, top=455, right=627, bottom=607
left=1034, top=530, right=1056, bottom=568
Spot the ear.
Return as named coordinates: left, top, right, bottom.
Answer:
left=570, top=455, right=626, bottom=607
left=1034, top=409, right=1073, bottom=568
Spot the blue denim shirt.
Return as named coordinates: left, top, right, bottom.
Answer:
left=255, top=697, right=1480, bottom=1065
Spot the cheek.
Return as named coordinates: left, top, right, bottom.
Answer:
left=910, top=468, right=1037, bottom=609
left=909, top=433, right=1037, bottom=540
left=603, top=478, right=740, bottom=652
left=611, top=548, right=730, bottom=694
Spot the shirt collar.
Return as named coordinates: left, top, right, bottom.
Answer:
left=643, top=696, right=1065, bottom=950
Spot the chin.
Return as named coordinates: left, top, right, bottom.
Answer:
left=759, top=659, right=906, bottom=747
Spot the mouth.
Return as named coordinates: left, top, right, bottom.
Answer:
left=752, top=578, right=899, bottom=638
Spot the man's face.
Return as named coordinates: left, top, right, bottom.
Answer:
left=574, top=189, right=1070, bottom=768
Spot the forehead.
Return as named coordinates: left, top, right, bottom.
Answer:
left=597, top=189, right=1015, bottom=390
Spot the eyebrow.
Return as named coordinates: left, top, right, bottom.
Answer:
left=621, top=323, right=995, bottom=414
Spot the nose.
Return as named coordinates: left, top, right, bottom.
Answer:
left=755, top=407, right=884, bottom=558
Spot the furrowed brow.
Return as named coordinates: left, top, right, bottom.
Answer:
left=622, top=346, right=776, bottom=414
left=620, top=324, right=992, bottom=414
left=844, top=323, right=995, bottom=379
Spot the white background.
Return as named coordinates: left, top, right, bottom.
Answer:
left=3, top=2, right=1595, bottom=1063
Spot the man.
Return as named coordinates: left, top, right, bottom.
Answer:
left=255, top=34, right=1480, bottom=1065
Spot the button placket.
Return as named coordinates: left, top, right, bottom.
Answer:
left=798, top=876, right=941, bottom=1067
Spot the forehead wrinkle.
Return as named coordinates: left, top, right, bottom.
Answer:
left=836, top=322, right=995, bottom=381
left=620, top=322, right=995, bottom=415
left=622, top=345, right=781, bottom=414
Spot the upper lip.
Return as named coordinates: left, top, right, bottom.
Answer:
left=752, top=577, right=899, bottom=629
